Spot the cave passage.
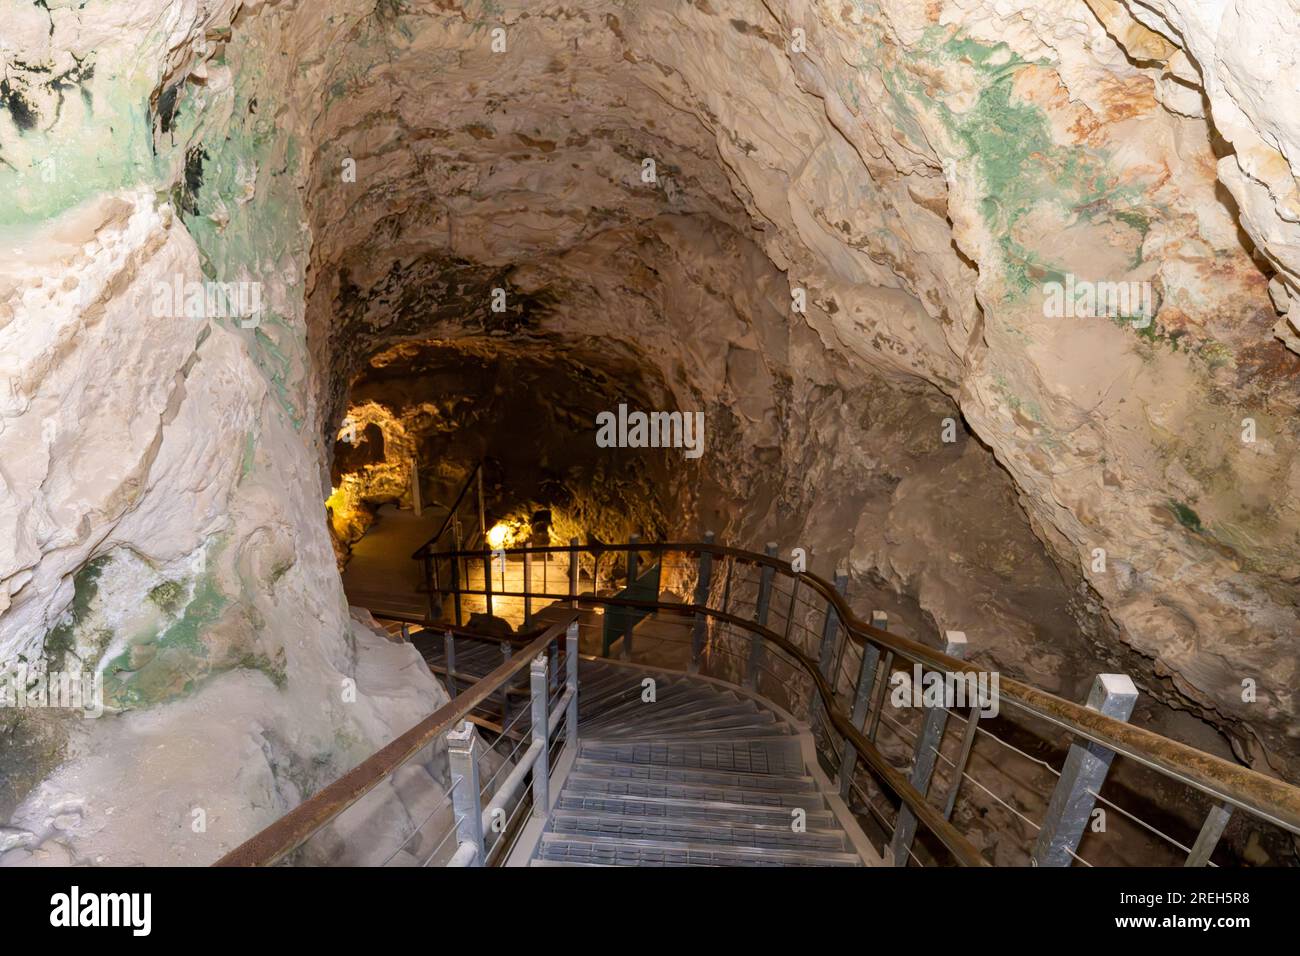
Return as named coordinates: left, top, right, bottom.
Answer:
left=1, top=0, right=1298, bottom=872
left=329, top=335, right=684, bottom=628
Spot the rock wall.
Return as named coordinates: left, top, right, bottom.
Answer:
left=1, top=0, right=1297, bottom=863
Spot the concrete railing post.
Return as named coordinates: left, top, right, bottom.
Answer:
left=890, top=631, right=966, bottom=866
left=838, top=611, right=886, bottom=797
left=447, top=721, right=484, bottom=866
left=689, top=532, right=715, bottom=674
left=746, top=542, right=778, bottom=689
left=530, top=654, right=550, bottom=818
left=1031, top=673, right=1138, bottom=867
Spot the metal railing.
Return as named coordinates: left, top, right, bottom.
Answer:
left=410, top=462, right=486, bottom=624
left=215, top=613, right=578, bottom=867
left=419, top=538, right=1300, bottom=867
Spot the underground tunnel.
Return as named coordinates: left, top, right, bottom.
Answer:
left=1, top=0, right=1299, bottom=881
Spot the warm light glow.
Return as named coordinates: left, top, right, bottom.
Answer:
left=486, top=522, right=510, bottom=550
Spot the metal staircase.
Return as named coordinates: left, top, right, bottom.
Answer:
left=405, top=630, right=873, bottom=865
left=216, top=539, right=1300, bottom=869
left=528, top=659, right=868, bottom=866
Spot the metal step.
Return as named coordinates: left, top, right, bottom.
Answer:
left=571, top=757, right=817, bottom=792
left=587, top=709, right=777, bottom=739
left=553, top=792, right=837, bottom=828
left=582, top=691, right=751, bottom=728
left=548, top=809, right=849, bottom=852
left=581, top=688, right=723, bottom=726
left=579, top=681, right=711, bottom=718
left=582, top=713, right=770, bottom=741
left=536, top=832, right=861, bottom=867
left=579, top=739, right=805, bottom=775
left=562, top=773, right=828, bottom=810
left=491, top=661, right=871, bottom=866
left=528, top=859, right=607, bottom=867
left=587, top=728, right=790, bottom=749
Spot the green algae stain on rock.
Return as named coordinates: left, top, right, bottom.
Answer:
left=100, top=534, right=294, bottom=710
left=0, top=46, right=165, bottom=225
left=0, top=707, right=71, bottom=822
left=171, top=66, right=312, bottom=432
left=1169, top=500, right=1204, bottom=534
left=240, top=427, right=259, bottom=480
left=890, top=30, right=1150, bottom=296
left=41, top=555, right=113, bottom=671
left=147, top=579, right=187, bottom=615
left=104, top=569, right=227, bottom=710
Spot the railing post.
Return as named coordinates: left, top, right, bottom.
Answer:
left=689, top=532, right=715, bottom=674
left=808, top=568, right=848, bottom=726
left=1031, top=673, right=1138, bottom=867
left=423, top=554, right=437, bottom=623
left=941, top=697, right=983, bottom=822
left=476, top=465, right=486, bottom=541
left=566, top=620, right=579, bottom=744
left=484, top=552, right=494, bottom=620
left=446, top=721, right=484, bottom=866
left=621, top=534, right=639, bottom=660
left=745, top=542, right=778, bottom=689
left=451, top=555, right=463, bottom=627
left=720, top=557, right=733, bottom=615
left=444, top=630, right=457, bottom=697
left=866, top=650, right=893, bottom=743
left=568, top=537, right=579, bottom=608
left=498, top=641, right=512, bottom=717
left=530, top=654, right=550, bottom=818
left=890, top=631, right=966, bottom=867
left=1185, top=803, right=1233, bottom=867
left=522, top=548, right=533, bottom=629
left=549, top=634, right=560, bottom=697
left=411, top=455, right=423, bottom=517
left=784, top=580, right=800, bottom=641
left=838, top=610, right=885, bottom=797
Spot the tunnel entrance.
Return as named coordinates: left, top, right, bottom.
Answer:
left=329, top=335, right=683, bottom=630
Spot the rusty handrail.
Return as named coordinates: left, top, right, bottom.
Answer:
left=437, top=540, right=1300, bottom=837
left=214, top=611, right=577, bottom=866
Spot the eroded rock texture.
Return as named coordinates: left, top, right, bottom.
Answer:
left=1, top=0, right=1297, bottom=863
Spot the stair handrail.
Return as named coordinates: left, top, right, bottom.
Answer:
left=214, top=611, right=577, bottom=867
left=434, top=540, right=1300, bottom=843
left=411, top=461, right=484, bottom=560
